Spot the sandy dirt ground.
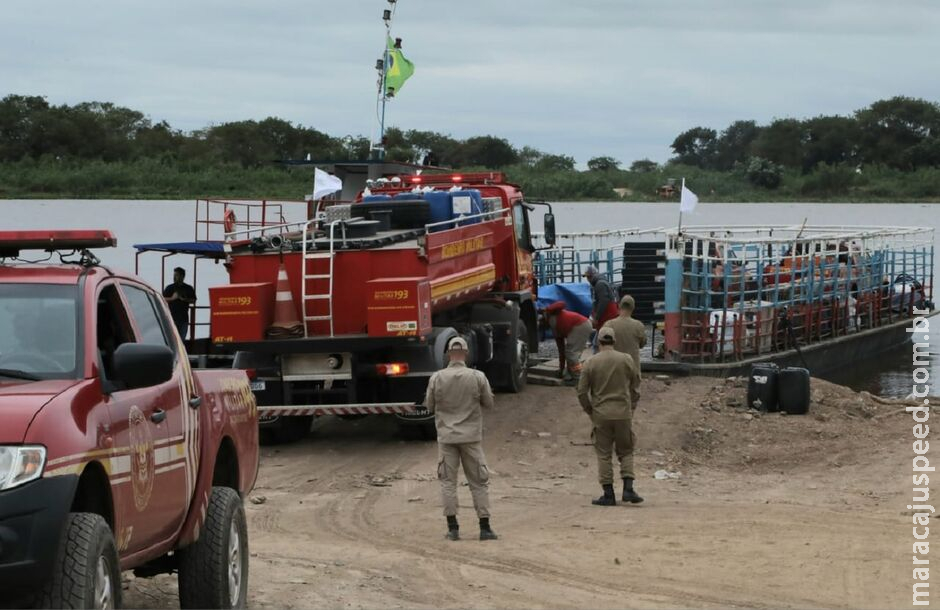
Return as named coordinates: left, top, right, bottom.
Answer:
left=124, top=375, right=926, bottom=609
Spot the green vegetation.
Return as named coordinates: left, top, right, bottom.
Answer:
left=1, top=94, right=939, bottom=201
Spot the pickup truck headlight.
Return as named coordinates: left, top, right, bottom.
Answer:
left=0, top=446, right=47, bottom=491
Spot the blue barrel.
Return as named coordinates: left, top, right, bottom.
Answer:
left=361, top=195, right=392, bottom=203
left=422, top=191, right=453, bottom=226
left=450, top=189, right=483, bottom=225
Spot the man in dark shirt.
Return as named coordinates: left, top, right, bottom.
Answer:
left=163, top=267, right=196, bottom=340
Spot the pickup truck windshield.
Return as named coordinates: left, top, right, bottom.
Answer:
left=0, top=284, right=79, bottom=380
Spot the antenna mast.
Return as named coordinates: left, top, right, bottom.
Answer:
left=371, top=0, right=398, bottom=160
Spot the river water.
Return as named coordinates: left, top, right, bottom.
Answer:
left=2, top=199, right=937, bottom=397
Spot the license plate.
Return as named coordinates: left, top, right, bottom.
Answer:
left=249, top=381, right=266, bottom=392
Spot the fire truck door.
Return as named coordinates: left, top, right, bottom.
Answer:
left=118, top=283, right=192, bottom=548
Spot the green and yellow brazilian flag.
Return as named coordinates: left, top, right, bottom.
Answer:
left=385, top=36, right=415, bottom=96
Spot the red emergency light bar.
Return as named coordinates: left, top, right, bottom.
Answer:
left=0, top=230, right=117, bottom=255
left=401, top=172, right=506, bottom=186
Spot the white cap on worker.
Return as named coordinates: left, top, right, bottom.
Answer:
left=447, top=337, right=469, bottom=352
left=597, top=327, right=616, bottom=344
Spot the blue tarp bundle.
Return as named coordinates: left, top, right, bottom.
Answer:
left=536, top=282, right=592, bottom=317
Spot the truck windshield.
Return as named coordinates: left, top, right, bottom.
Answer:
left=0, top=284, right=79, bottom=380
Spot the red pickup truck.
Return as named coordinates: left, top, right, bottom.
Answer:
left=0, top=231, right=259, bottom=609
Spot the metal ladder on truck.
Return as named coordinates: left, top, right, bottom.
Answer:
left=301, top=219, right=345, bottom=338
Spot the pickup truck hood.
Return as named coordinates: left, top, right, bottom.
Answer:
left=0, top=380, right=81, bottom=443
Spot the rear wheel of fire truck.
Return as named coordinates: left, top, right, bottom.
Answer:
left=505, top=319, right=529, bottom=393
left=37, top=513, right=122, bottom=610
left=178, top=486, right=249, bottom=610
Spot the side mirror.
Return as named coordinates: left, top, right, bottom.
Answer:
left=543, top=213, right=557, bottom=247
left=113, top=343, right=174, bottom=390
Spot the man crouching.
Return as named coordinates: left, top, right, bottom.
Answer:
left=576, top=327, right=643, bottom=506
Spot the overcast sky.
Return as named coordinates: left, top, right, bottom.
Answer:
left=3, top=1, right=939, bottom=165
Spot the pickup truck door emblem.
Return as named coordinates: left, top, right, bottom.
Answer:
left=128, top=405, right=156, bottom=511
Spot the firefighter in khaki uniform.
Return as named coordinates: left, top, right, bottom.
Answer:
left=577, top=327, right=644, bottom=506
left=425, top=337, right=498, bottom=541
left=603, top=295, right=647, bottom=378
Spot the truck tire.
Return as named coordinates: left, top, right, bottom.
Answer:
left=178, top=486, right=249, bottom=610
left=505, top=320, right=529, bottom=393
left=37, top=513, right=121, bottom=610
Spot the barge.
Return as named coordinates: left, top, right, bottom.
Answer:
left=534, top=224, right=935, bottom=376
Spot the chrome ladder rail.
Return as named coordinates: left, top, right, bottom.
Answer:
left=301, top=219, right=343, bottom=337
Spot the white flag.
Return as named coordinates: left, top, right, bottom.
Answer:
left=313, top=168, right=343, bottom=200
left=680, top=179, right=698, bottom=213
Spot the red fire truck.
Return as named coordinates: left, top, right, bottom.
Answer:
left=139, top=164, right=556, bottom=442
left=0, top=231, right=259, bottom=608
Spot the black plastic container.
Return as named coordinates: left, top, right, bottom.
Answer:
left=368, top=210, right=392, bottom=231
left=778, top=367, right=811, bottom=415
left=747, top=363, right=779, bottom=412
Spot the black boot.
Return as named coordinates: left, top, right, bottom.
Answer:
left=445, top=515, right=459, bottom=541
left=592, top=483, right=616, bottom=506
left=622, top=477, right=644, bottom=504
left=479, top=517, right=498, bottom=541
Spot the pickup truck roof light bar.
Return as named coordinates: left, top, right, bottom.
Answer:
left=0, top=230, right=117, bottom=258
left=0, top=230, right=117, bottom=251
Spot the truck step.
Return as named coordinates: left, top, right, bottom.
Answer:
left=305, top=252, right=334, bottom=259
left=304, top=295, right=331, bottom=300
left=304, top=274, right=331, bottom=280
left=305, top=315, right=333, bottom=321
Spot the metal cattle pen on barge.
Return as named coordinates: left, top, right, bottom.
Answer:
left=534, top=224, right=934, bottom=375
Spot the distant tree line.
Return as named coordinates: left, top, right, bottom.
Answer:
left=0, top=94, right=573, bottom=170
left=668, top=96, right=940, bottom=180
left=0, top=95, right=367, bottom=166
left=1, top=94, right=938, bottom=200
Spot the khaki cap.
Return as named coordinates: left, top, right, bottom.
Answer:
left=597, top=327, right=616, bottom=344
left=619, top=295, right=635, bottom=309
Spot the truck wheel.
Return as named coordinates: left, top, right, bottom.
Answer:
left=178, top=487, right=249, bottom=609
left=505, top=320, right=529, bottom=393
left=37, top=513, right=121, bottom=610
